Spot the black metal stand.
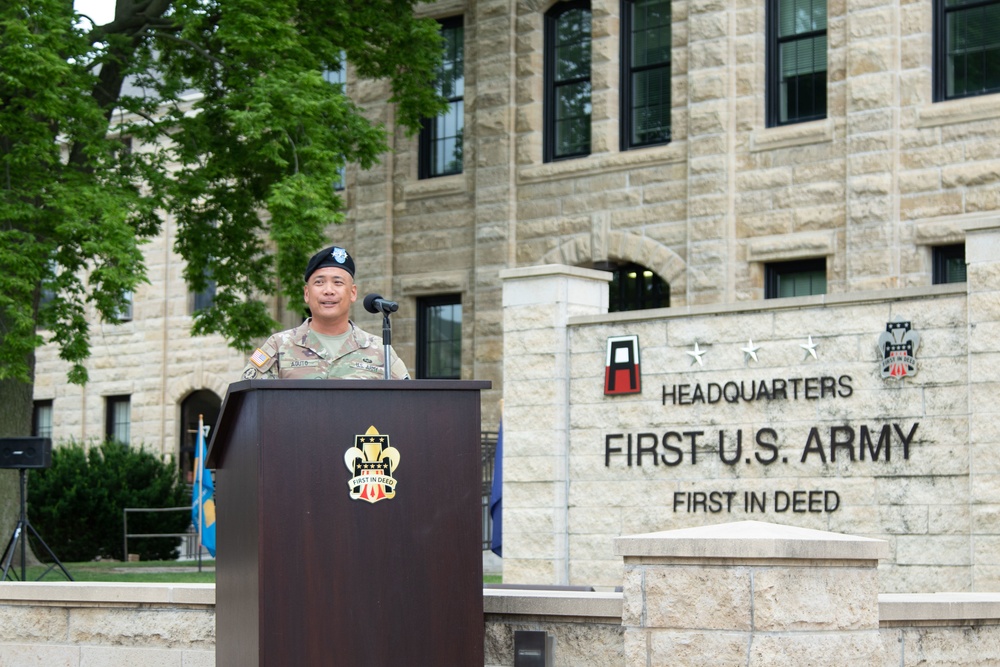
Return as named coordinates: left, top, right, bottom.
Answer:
left=381, top=312, right=392, bottom=380
left=1, top=468, right=73, bottom=582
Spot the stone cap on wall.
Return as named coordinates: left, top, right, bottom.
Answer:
left=0, top=581, right=215, bottom=606
left=484, top=588, right=622, bottom=621
left=499, top=264, right=612, bottom=283
left=614, top=520, right=889, bottom=562
left=880, top=593, right=1000, bottom=623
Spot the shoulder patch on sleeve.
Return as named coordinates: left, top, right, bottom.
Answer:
left=249, top=348, right=271, bottom=368
left=249, top=341, right=279, bottom=373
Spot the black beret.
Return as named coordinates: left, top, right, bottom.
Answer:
left=304, top=246, right=355, bottom=282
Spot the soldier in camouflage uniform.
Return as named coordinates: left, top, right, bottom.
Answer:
left=241, top=245, right=409, bottom=380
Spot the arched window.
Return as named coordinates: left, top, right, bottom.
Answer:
left=598, top=262, right=669, bottom=312
left=180, top=390, right=222, bottom=484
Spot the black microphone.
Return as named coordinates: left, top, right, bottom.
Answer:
left=363, top=293, right=399, bottom=315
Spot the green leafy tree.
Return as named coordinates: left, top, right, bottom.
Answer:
left=0, top=0, right=444, bottom=534
left=28, top=440, right=191, bottom=562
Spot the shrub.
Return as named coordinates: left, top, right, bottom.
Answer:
left=27, top=440, right=192, bottom=562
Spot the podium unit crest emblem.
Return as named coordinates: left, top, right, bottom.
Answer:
left=344, top=426, right=400, bottom=503
left=878, top=319, right=920, bottom=379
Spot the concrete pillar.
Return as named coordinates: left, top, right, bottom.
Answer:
left=965, top=222, right=1000, bottom=590
left=499, top=265, right=610, bottom=584
left=615, top=520, right=888, bottom=666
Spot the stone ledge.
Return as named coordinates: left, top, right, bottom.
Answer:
left=0, top=582, right=215, bottom=607
left=400, top=173, right=468, bottom=201
left=500, top=264, right=612, bottom=282
left=614, top=521, right=889, bottom=561
left=915, top=94, right=1000, bottom=128
left=745, top=230, right=837, bottom=263
left=568, top=282, right=966, bottom=325
left=913, top=212, right=1000, bottom=244
left=484, top=588, right=622, bottom=620
left=517, top=142, right=685, bottom=184
left=749, top=118, right=834, bottom=152
left=398, top=269, right=469, bottom=295
left=879, top=593, right=1000, bottom=623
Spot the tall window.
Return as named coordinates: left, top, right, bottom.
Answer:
left=419, top=18, right=464, bottom=179
left=765, top=259, right=827, bottom=298
left=191, top=271, right=215, bottom=313
left=324, top=55, right=349, bottom=189
left=934, top=0, right=1000, bottom=101
left=32, top=400, right=53, bottom=439
left=117, top=291, right=133, bottom=322
left=417, top=295, right=462, bottom=379
left=933, top=244, right=967, bottom=284
left=621, top=0, right=671, bottom=149
left=105, top=395, right=131, bottom=445
left=767, top=0, right=827, bottom=126
left=545, top=1, right=592, bottom=161
left=602, top=262, right=669, bottom=311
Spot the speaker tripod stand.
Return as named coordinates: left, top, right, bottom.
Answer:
left=1, top=467, right=73, bottom=582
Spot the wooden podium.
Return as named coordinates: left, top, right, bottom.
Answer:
left=206, top=379, right=489, bottom=667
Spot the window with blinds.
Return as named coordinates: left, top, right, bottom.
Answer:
left=933, top=244, right=967, bottom=284
left=935, top=0, right=1000, bottom=100
left=765, top=259, right=827, bottom=299
left=767, top=0, right=827, bottom=126
left=621, top=0, right=671, bottom=149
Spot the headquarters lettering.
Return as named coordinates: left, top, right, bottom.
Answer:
left=662, top=375, right=853, bottom=406
left=604, top=423, right=918, bottom=467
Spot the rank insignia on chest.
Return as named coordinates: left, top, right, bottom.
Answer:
left=344, top=426, right=400, bottom=503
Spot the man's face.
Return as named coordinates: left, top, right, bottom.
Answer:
left=304, top=267, right=357, bottom=328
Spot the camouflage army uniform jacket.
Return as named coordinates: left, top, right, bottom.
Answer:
left=241, top=319, right=410, bottom=380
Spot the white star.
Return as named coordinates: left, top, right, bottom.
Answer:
left=741, top=339, right=761, bottom=363
left=686, top=342, right=706, bottom=366
left=800, top=335, right=818, bottom=360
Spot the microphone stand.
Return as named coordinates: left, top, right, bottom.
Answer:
left=363, top=294, right=397, bottom=380
left=381, top=311, right=392, bottom=380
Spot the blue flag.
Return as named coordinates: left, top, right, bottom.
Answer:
left=191, top=416, right=216, bottom=557
left=489, top=420, right=503, bottom=557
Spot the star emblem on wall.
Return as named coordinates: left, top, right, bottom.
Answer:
left=741, top=339, right=761, bottom=364
left=800, top=335, right=818, bottom=360
left=686, top=342, right=706, bottom=366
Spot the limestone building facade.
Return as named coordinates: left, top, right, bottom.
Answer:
left=33, top=0, right=1000, bottom=496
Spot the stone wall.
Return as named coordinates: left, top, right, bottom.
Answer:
left=3, top=522, right=1000, bottom=666
left=500, top=224, right=1000, bottom=592
left=0, top=582, right=214, bottom=666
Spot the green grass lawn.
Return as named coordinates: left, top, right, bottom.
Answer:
left=13, top=559, right=216, bottom=584
left=12, top=561, right=502, bottom=585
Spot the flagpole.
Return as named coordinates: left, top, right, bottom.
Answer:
left=197, top=414, right=204, bottom=573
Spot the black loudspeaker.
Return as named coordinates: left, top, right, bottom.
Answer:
left=0, top=438, right=52, bottom=469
